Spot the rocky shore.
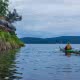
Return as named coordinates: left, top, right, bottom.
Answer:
left=0, top=9, right=24, bottom=51
left=0, top=17, right=24, bottom=51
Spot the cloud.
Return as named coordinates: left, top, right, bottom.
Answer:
left=9, top=0, right=80, bottom=38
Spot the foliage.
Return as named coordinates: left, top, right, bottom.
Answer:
left=7, top=9, right=22, bottom=23
left=0, top=0, right=9, bottom=16
left=0, top=30, right=24, bottom=49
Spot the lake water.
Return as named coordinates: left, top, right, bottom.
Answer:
left=0, top=44, right=80, bottom=80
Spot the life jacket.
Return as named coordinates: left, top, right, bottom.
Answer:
left=65, top=44, right=72, bottom=50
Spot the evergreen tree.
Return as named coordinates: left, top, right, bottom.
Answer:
left=0, top=0, right=9, bottom=16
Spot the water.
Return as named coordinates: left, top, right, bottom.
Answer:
left=0, top=44, right=80, bottom=80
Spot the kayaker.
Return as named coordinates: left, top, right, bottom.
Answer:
left=65, top=42, right=72, bottom=50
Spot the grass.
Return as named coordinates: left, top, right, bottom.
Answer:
left=0, top=30, right=24, bottom=50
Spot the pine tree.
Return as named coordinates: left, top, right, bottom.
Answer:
left=0, top=0, right=9, bottom=16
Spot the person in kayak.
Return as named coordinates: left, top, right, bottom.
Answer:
left=65, top=42, right=72, bottom=50
left=64, top=42, right=72, bottom=56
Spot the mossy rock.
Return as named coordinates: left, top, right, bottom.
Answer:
left=0, top=30, right=24, bottom=51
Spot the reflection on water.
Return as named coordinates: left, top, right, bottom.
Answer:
left=0, top=44, right=80, bottom=80
left=65, top=52, right=71, bottom=57
left=0, top=50, right=22, bottom=80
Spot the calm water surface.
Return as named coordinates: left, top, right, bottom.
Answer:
left=0, top=44, right=80, bottom=80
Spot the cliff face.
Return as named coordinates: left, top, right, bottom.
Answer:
left=0, top=25, right=24, bottom=51
left=0, top=12, right=24, bottom=51
left=0, top=29, right=24, bottom=51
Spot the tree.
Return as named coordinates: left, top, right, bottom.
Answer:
left=0, top=0, right=22, bottom=23
left=0, top=0, right=9, bottom=16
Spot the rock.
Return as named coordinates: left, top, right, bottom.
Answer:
left=0, top=17, right=24, bottom=51
left=0, top=19, right=16, bottom=32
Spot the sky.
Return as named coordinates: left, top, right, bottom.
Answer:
left=9, top=0, right=80, bottom=38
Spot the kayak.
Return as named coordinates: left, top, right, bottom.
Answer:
left=60, top=47, right=80, bottom=54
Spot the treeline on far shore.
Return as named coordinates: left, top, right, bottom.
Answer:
left=20, top=36, right=80, bottom=44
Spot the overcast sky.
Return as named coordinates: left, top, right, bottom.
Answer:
left=9, top=0, right=80, bottom=38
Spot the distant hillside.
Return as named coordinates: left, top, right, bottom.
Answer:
left=20, top=36, right=80, bottom=44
